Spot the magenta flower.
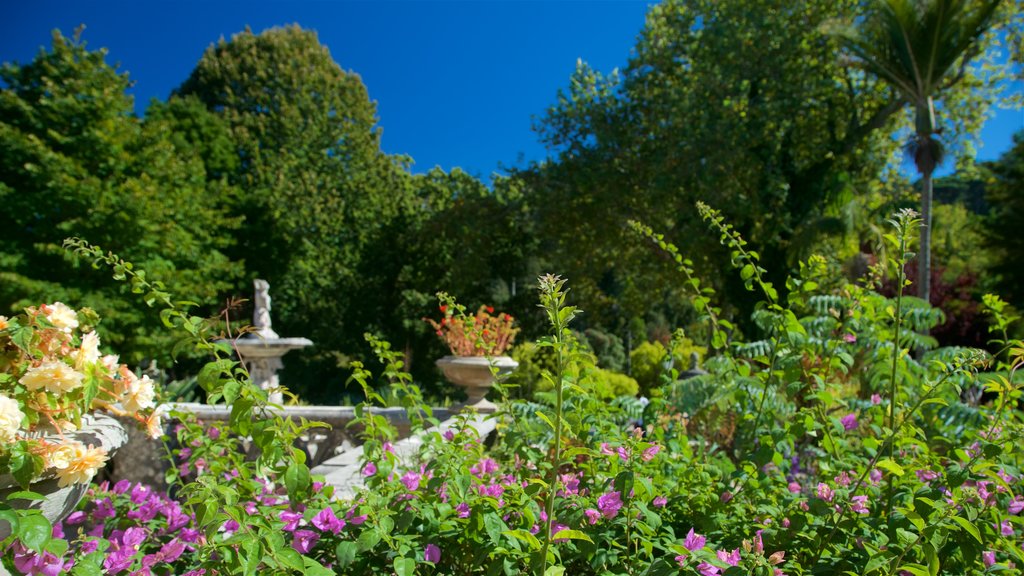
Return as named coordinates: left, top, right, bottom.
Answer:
left=292, top=529, right=320, bottom=554
left=869, top=469, right=883, bottom=484
left=983, top=551, right=996, bottom=567
left=401, top=471, right=421, bottom=491
left=362, top=462, right=377, bottom=476
left=915, top=469, right=939, bottom=483
left=652, top=495, right=668, bottom=508
left=642, top=445, right=661, bottom=461
left=816, top=483, right=834, bottom=502
left=998, top=520, right=1014, bottom=536
left=842, top=333, right=856, bottom=343
left=1008, top=496, right=1024, bottom=515
left=850, top=495, right=870, bottom=514
left=617, top=446, right=631, bottom=461
left=753, top=530, right=764, bottom=554
left=675, top=554, right=688, bottom=567
left=597, top=491, right=623, bottom=519
left=424, top=543, right=441, bottom=563
left=717, top=548, right=741, bottom=566
left=312, top=507, right=345, bottom=535
left=471, top=457, right=500, bottom=477
left=551, top=523, right=570, bottom=542
left=584, top=508, right=601, bottom=525
left=697, top=561, right=721, bottom=576
left=600, top=443, right=614, bottom=455
left=787, top=482, right=801, bottom=494
left=280, top=509, right=303, bottom=531
left=871, top=393, right=882, bottom=405
left=683, top=528, right=706, bottom=551
left=840, top=413, right=858, bottom=431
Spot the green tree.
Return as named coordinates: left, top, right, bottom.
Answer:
left=0, top=30, right=243, bottom=368
left=526, top=0, right=910, bottom=332
left=985, top=131, right=1024, bottom=309
left=833, top=0, right=1004, bottom=306
left=177, top=26, right=420, bottom=400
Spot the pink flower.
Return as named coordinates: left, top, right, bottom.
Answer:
left=291, top=529, right=320, bottom=554
left=998, top=520, right=1014, bottom=536
left=850, top=495, right=870, bottom=514
left=781, top=517, right=790, bottom=528
left=753, top=530, right=764, bottom=554
left=456, top=502, right=471, bottom=518
left=280, top=509, right=302, bottom=532
left=916, top=469, right=939, bottom=483
left=835, top=471, right=851, bottom=487
left=652, top=495, right=668, bottom=508
left=362, top=462, right=377, bottom=476
left=717, top=548, right=741, bottom=566
left=584, top=508, right=601, bottom=525
left=600, top=443, right=614, bottom=455
left=424, top=543, right=441, bottom=563
left=617, top=446, right=631, bottom=461
left=401, top=471, right=421, bottom=492
left=697, top=562, right=721, bottom=576
left=443, top=429, right=455, bottom=441
left=871, top=393, right=882, bottom=405
left=311, top=507, right=345, bottom=535
left=843, top=333, right=856, bottom=343
left=840, top=413, right=858, bottom=431
left=597, top=491, right=623, bottom=519
left=683, top=528, right=706, bottom=551
left=470, top=458, right=499, bottom=477
left=1008, top=496, right=1024, bottom=515
left=675, top=554, right=688, bottom=567
left=983, top=551, right=996, bottom=567
left=816, top=483, right=834, bottom=502
left=787, top=482, right=801, bottom=494
left=870, top=469, right=883, bottom=484
left=642, top=445, right=661, bottom=461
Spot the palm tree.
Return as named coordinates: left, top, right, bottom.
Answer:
left=833, top=0, right=1002, bottom=306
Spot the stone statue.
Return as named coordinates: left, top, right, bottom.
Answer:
left=252, top=279, right=279, bottom=339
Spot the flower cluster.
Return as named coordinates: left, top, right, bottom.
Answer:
left=0, top=303, right=162, bottom=488
left=425, top=293, right=519, bottom=356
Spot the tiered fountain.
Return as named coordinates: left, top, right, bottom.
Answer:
left=233, top=280, right=313, bottom=403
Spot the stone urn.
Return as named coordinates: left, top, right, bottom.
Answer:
left=0, top=413, right=128, bottom=540
left=436, top=356, right=518, bottom=413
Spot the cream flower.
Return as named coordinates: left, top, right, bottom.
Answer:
left=71, top=331, right=101, bottom=370
left=44, top=302, right=79, bottom=333
left=144, top=405, right=167, bottom=439
left=118, top=371, right=156, bottom=414
left=46, top=442, right=77, bottom=470
left=19, top=361, right=84, bottom=394
left=54, top=442, right=108, bottom=487
left=0, top=315, right=8, bottom=330
left=0, top=394, right=25, bottom=443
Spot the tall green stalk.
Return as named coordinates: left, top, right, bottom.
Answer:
left=536, top=275, right=578, bottom=576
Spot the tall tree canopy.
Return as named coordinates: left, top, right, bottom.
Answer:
left=525, top=0, right=1010, bottom=336
left=0, top=30, right=243, bottom=367
left=985, top=131, right=1024, bottom=311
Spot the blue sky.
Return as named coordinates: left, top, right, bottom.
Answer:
left=3, top=1, right=1021, bottom=182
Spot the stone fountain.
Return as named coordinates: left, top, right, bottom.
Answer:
left=233, top=279, right=312, bottom=403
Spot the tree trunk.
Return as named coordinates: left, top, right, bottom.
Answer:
left=918, top=168, right=933, bottom=307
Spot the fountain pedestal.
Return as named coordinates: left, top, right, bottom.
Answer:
left=233, top=280, right=312, bottom=403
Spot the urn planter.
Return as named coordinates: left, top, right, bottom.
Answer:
left=0, top=413, right=128, bottom=541
left=436, top=355, right=518, bottom=413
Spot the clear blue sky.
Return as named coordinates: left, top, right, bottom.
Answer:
left=3, top=1, right=1021, bottom=182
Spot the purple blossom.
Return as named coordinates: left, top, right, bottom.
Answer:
left=584, top=508, right=601, bottom=525
left=312, top=507, right=345, bottom=535
left=456, top=503, right=471, bottom=518
left=1009, top=496, right=1024, bottom=515
left=683, top=528, right=706, bottom=551
left=443, top=429, right=455, bottom=441
left=753, top=530, right=764, bottom=554
left=597, top=491, right=623, bottom=519
left=65, top=511, right=86, bottom=525
left=401, top=471, right=422, bottom=491
left=916, top=469, right=939, bottom=483
left=787, top=482, right=801, bottom=494
left=871, top=393, right=882, bottom=405
left=717, top=548, right=741, bottom=566
left=642, top=445, right=661, bottom=461
left=280, top=509, right=303, bottom=532
left=840, top=413, right=858, bottom=431
left=816, top=483, right=834, bottom=502
left=850, top=495, right=870, bottom=514
left=999, top=520, right=1014, bottom=536
left=551, top=523, right=569, bottom=542
left=292, top=529, right=320, bottom=554
left=652, top=495, right=668, bottom=508
left=222, top=519, right=240, bottom=534
left=122, top=526, right=148, bottom=548
left=113, top=479, right=132, bottom=494
left=834, top=471, right=852, bottom=487
left=103, top=548, right=134, bottom=574
left=424, top=543, right=441, bottom=563
left=617, top=446, right=631, bottom=461
left=471, top=458, right=499, bottom=477
left=697, top=561, right=721, bottom=576
left=869, top=469, right=883, bottom=484
left=130, top=484, right=152, bottom=504
left=362, top=462, right=377, bottom=476
left=983, top=551, right=996, bottom=567
left=842, top=333, right=856, bottom=343
left=674, top=554, right=688, bottom=567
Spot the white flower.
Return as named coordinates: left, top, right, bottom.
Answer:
left=0, top=394, right=25, bottom=443
left=44, top=302, right=79, bottom=333
left=71, top=331, right=101, bottom=370
left=101, top=354, right=120, bottom=372
left=19, top=361, right=84, bottom=394
left=145, top=405, right=168, bottom=439
left=118, top=370, right=156, bottom=414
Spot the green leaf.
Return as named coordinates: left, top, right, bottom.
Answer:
left=393, top=557, right=416, bottom=576
left=552, top=528, right=594, bottom=543
left=17, top=513, right=51, bottom=551
left=503, top=529, right=542, bottom=551
left=876, top=458, right=905, bottom=477
left=535, top=411, right=556, bottom=431
left=358, top=528, right=381, bottom=551
left=303, top=557, right=336, bottom=576
left=950, top=515, right=982, bottom=543
left=336, top=541, right=358, bottom=566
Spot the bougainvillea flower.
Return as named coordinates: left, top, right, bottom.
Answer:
left=584, top=508, right=601, bottom=525
left=840, top=413, right=858, bottom=431
left=850, top=495, right=870, bottom=514
left=642, top=445, right=661, bottom=461
left=697, top=561, right=721, bottom=575
left=456, top=502, right=471, bottom=518
left=684, top=528, right=706, bottom=551
left=983, top=551, right=996, bottom=567
left=652, top=495, right=667, bottom=507
left=1008, top=496, right=1024, bottom=514
left=401, top=471, right=421, bottom=491
left=816, top=483, right=834, bottom=502
left=424, top=543, right=441, bottom=563
left=292, top=529, right=320, bottom=554
left=312, top=507, right=345, bottom=535
left=280, top=509, right=303, bottom=531
left=597, top=491, right=623, bottom=519
left=362, top=462, right=377, bottom=476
